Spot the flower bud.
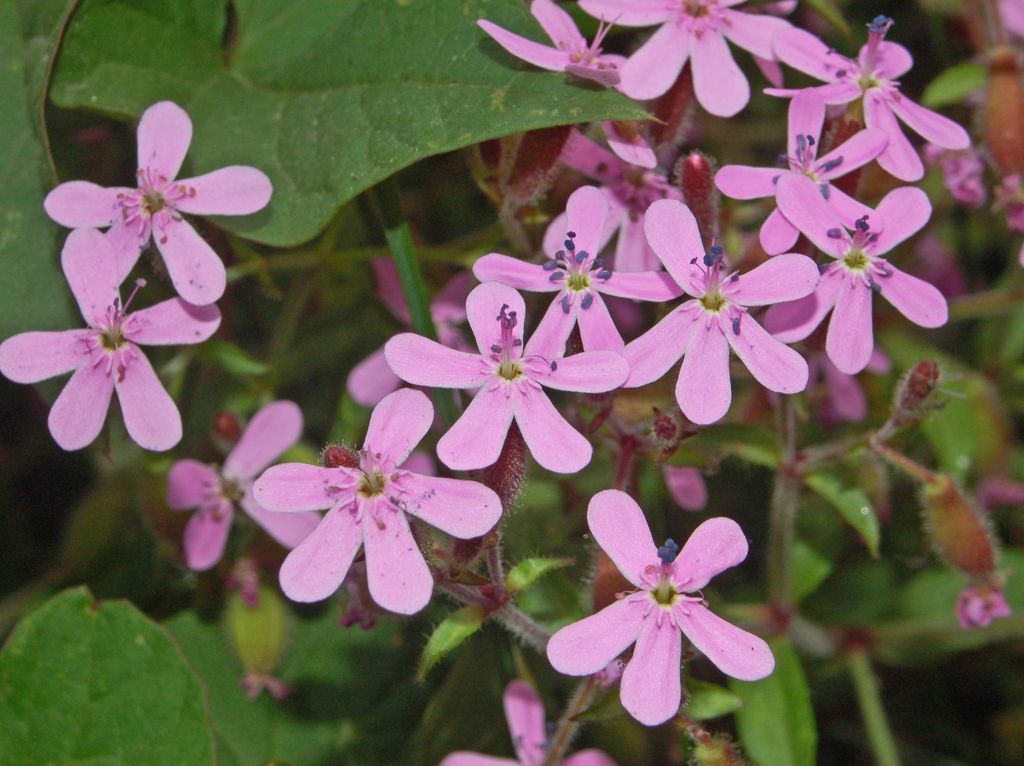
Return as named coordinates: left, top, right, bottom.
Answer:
left=920, top=474, right=998, bottom=578
left=214, top=411, right=242, bottom=442
left=650, top=64, right=694, bottom=147
left=483, top=421, right=527, bottom=514
left=677, top=151, right=719, bottom=247
left=226, top=584, right=288, bottom=680
left=502, top=125, right=573, bottom=207
left=956, top=580, right=1011, bottom=629
left=690, top=734, right=745, bottom=766
left=986, top=47, right=1024, bottom=177
left=322, top=443, right=359, bottom=468
left=888, top=359, right=941, bottom=431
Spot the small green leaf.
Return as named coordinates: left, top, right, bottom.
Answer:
left=731, top=639, right=817, bottom=766
left=197, top=338, right=269, bottom=376
left=804, top=471, right=880, bottom=557
left=790, top=538, right=835, bottom=603
left=416, top=606, right=487, bottom=681
left=802, top=0, right=850, bottom=35
left=506, top=556, right=573, bottom=593
left=0, top=588, right=215, bottom=766
left=922, top=62, right=986, bottom=108
left=686, top=678, right=744, bottom=721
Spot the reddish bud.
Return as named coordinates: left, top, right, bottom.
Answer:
left=986, top=47, right=1024, bottom=177
left=921, top=474, right=998, bottom=578
left=593, top=550, right=634, bottom=612
left=502, top=125, right=572, bottom=207
left=483, top=422, right=526, bottom=514
left=650, top=64, right=694, bottom=147
left=322, top=443, right=359, bottom=469
left=214, top=411, right=242, bottom=442
left=677, top=150, right=718, bottom=246
left=888, top=359, right=941, bottom=430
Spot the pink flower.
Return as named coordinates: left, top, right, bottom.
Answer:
left=924, top=145, right=986, bottom=208
left=956, top=584, right=1012, bottom=630
left=167, top=401, right=321, bottom=571
left=0, top=229, right=219, bottom=451
left=764, top=175, right=948, bottom=375
left=1002, top=0, right=1024, bottom=39
left=806, top=347, right=889, bottom=424
left=440, top=680, right=616, bottom=766
left=993, top=174, right=1024, bottom=266
left=622, top=199, right=819, bottom=425
left=547, top=490, right=774, bottom=727
left=770, top=16, right=970, bottom=181
left=580, top=0, right=791, bottom=115
left=347, top=258, right=472, bottom=407
left=252, top=389, right=501, bottom=614
left=716, top=90, right=887, bottom=254
left=976, top=476, right=1024, bottom=510
left=385, top=282, right=629, bottom=473
left=553, top=131, right=683, bottom=271
left=474, top=186, right=682, bottom=353
left=664, top=465, right=708, bottom=512
left=44, top=101, right=272, bottom=305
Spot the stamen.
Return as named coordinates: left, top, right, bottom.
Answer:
left=827, top=228, right=843, bottom=239
left=868, top=15, right=893, bottom=35
left=657, top=538, right=681, bottom=564
left=597, top=270, right=613, bottom=281
left=575, top=250, right=588, bottom=264
left=732, top=315, right=741, bottom=335
left=855, top=215, right=870, bottom=232
left=543, top=259, right=559, bottom=271
left=819, top=184, right=831, bottom=200
left=561, top=295, right=571, bottom=314
left=549, top=271, right=565, bottom=282
left=820, top=156, right=844, bottom=173
left=122, top=278, right=147, bottom=313
left=549, top=360, right=558, bottom=371
left=581, top=293, right=594, bottom=310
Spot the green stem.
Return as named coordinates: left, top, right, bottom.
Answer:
left=539, top=675, right=599, bottom=766
left=948, top=288, right=1024, bottom=321
left=846, top=649, right=902, bottom=766
left=370, top=177, right=458, bottom=426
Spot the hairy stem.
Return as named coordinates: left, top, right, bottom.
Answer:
left=847, top=648, right=902, bottom=766
left=437, top=583, right=550, bottom=653
left=540, top=675, right=599, bottom=766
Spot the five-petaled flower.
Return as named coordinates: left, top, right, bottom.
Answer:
left=44, top=101, right=273, bottom=305
left=764, top=174, right=948, bottom=375
left=167, top=401, right=321, bottom=570
left=623, top=199, right=819, bottom=425
left=0, top=229, right=220, bottom=451
left=547, top=490, right=775, bottom=727
left=715, top=90, right=887, bottom=254
left=579, top=0, right=791, bottom=116
left=770, top=16, right=970, bottom=181
left=474, top=185, right=682, bottom=353
left=252, top=388, right=502, bottom=614
left=385, top=282, right=629, bottom=473
left=440, top=679, right=616, bottom=766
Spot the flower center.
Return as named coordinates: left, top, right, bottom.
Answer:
left=220, top=476, right=245, bottom=503
left=542, top=230, right=612, bottom=313
left=843, top=249, right=871, bottom=272
left=100, top=326, right=126, bottom=351
left=140, top=190, right=166, bottom=215
left=567, top=272, right=590, bottom=292
left=684, top=0, right=711, bottom=17
left=701, top=290, right=727, bottom=312
left=358, top=469, right=387, bottom=497
left=490, top=303, right=524, bottom=380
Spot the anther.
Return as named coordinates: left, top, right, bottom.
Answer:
left=597, top=270, right=613, bottom=280
left=581, top=293, right=594, bottom=310
left=657, top=538, right=681, bottom=564
left=575, top=250, right=588, bottom=264
left=550, top=360, right=558, bottom=371
left=732, top=316, right=741, bottom=335
left=820, top=156, right=844, bottom=172
left=827, top=228, right=843, bottom=239
left=549, top=271, right=565, bottom=282
left=820, top=184, right=831, bottom=199
left=561, top=295, right=571, bottom=314
left=543, top=259, right=559, bottom=271
left=855, top=216, right=870, bottom=232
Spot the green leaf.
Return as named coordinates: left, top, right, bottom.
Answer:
left=51, top=0, right=647, bottom=247
left=506, top=556, right=573, bottom=593
left=731, top=639, right=817, bottom=766
left=685, top=678, right=744, bottom=721
left=197, top=338, right=269, bottom=376
left=802, top=0, right=850, bottom=35
left=416, top=606, right=487, bottom=681
left=790, top=538, right=835, bottom=604
left=0, top=588, right=215, bottom=766
left=804, top=471, right=881, bottom=557
left=922, top=62, right=986, bottom=109
left=0, top=2, right=76, bottom=338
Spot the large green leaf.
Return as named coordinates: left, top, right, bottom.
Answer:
left=0, top=588, right=215, bottom=766
left=731, top=639, right=817, bottom=766
left=50, top=0, right=647, bottom=247
left=0, top=2, right=76, bottom=338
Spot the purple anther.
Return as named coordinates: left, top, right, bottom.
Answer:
left=491, top=344, right=502, bottom=353
left=732, top=316, right=741, bottom=335
left=730, top=272, right=739, bottom=282
left=597, top=270, right=613, bottom=280
left=827, top=228, right=843, bottom=239
left=581, top=293, right=594, bottom=310
left=543, top=259, right=560, bottom=271
left=550, top=360, right=558, bottom=371
left=561, top=295, right=571, bottom=313
left=855, top=216, right=870, bottom=232
left=867, top=277, right=882, bottom=293
left=820, top=184, right=831, bottom=200
left=657, top=538, right=681, bottom=564
left=576, top=250, right=588, bottom=264
left=820, top=156, right=843, bottom=172
left=549, top=271, right=565, bottom=282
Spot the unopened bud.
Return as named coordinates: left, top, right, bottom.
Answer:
left=502, top=125, right=572, bottom=207
left=322, top=443, right=359, bottom=469
left=921, top=474, right=998, bottom=578
left=888, top=359, right=941, bottom=431
left=214, top=411, right=242, bottom=442
left=677, top=151, right=718, bottom=246
left=483, top=421, right=527, bottom=513
left=689, top=733, right=746, bottom=766
left=593, top=550, right=635, bottom=611
left=650, top=64, right=694, bottom=147
left=226, top=584, right=288, bottom=679
left=986, top=47, right=1024, bottom=176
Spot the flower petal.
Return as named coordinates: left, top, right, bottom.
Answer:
left=397, top=473, right=502, bottom=538
left=826, top=278, right=875, bottom=375
left=136, top=101, right=193, bottom=181
left=253, top=464, right=347, bottom=512
left=763, top=266, right=843, bottom=343
left=677, top=320, right=731, bottom=425
left=128, top=298, right=221, bottom=346
left=816, top=128, right=888, bottom=180
left=535, top=348, right=628, bottom=392
left=822, top=358, right=867, bottom=422
left=182, top=500, right=233, bottom=571
left=503, top=680, right=547, bottom=766
left=347, top=346, right=401, bottom=407
left=174, top=166, right=273, bottom=216
left=864, top=90, right=923, bottom=182
left=566, top=185, right=610, bottom=258
left=437, top=385, right=514, bottom=471
left=578, top=0, right=673, bottom=26
left=105, top=221, right=147, bottom=283
left=224, top=400, right=303, bottom=481
left=61, top=228, right=121, bottom=325
left=719, top=9, right=791, bottom=61
left=153, top=218, right=226, bottom=305
left=48, top=362, right=114, bottom=451
left=523, top=295, right=577, bottom=359
left=787, top=90, right=825, bottom=159
left=620, top=616, right=682, bottom=726
left=876, top=266, right=948, bottom=328
left=724, top=313, right=809, bottom=394
left=771, top=27, right=839, bottom=83
left=364, top=388, right=432, bottom=465
left=279, top=506, right=362, bottom=602
left=775, top=174, right=845, bottom=257
left=870, top=186, right=932, bottom=255
left=240, top=492, right=320, bottom=549
left=664, top=466, right=708, bottom=512
left=473, top=253, right=558, bottom=292
left=513, top=387, right=592, bottom=473
left=115, top=351, right=182, bottom=451
left=724, top=253, right=820, bottom=306
left=603, top=121, right=657, bottom=169
left=619, top=22, right=689, bottom=100
left=384, top=334, right=490, bottom=389
left=587, top=489, right=658, bottom=589
left=431, top=271, right=472, bottom=325
left=672, top=517, right=749, bottom=590
left=678, top=603, right=774, bottom=681
left=869, top=41, right=914, bottom=79
left=166, top=459, right=218, bottom=511
left=0, top=330, right=87, bottom=384
left=44, top=181, right=127, bottom=228
left=691, top=29, right=749, bottom=118
left=563, top=751, right=617, bottom=766
left=531, top=0, right=584, bottom=46
left=546, top=597, right=646, bottom=675
left=714, top=166, right=780, bottom=201
left=477, top=19, right=567, bottom=72
left=827, top=186, right=875, bottom=231
left=363, top=499, right=433, bottom=614
left=623, top=306, right=696, bottom=388
left=561, top=129, right=623, bottom=181
left=613, top=214, right=659, bottom=272
left=577, top=292, right=625, bottom=352
left=465, top=282, right=526, bottom=355
left=598, top=271, right=683, bottom=301
left=439, top=755, right=516, bottom=766
left=759, top=206, right=800, bottom=255
left=643, top=199, right=705, bottom=295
